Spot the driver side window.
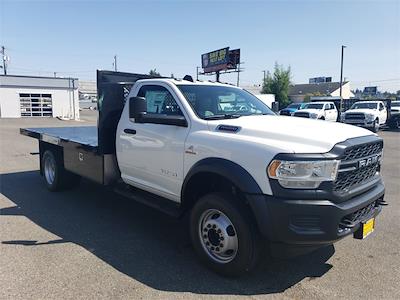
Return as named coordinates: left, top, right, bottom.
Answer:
left=137, top=85, right=183, bottom=116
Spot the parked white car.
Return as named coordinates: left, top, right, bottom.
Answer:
left=293, top=102, right=338, bottom=121
left=390, top=101, right=400, bottom=115
left=343, top=101, right=387, bottom=132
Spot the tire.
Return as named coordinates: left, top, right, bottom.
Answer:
left=42, top=150, right=80, bottom=191
left=371, top=118, right=379, bottom=133
left=190, top=192, right=261, bottom=277
left=319, top=116, right=325, bottom=120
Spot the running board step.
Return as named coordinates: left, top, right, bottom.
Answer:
left=113, top=183, right=182, bottom=218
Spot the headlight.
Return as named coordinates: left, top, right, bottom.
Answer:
left=267, top=159, right=340, bottom=189
left=365, top=114, right=374, bottom=121
left=310, top=113, right=318, bottom=119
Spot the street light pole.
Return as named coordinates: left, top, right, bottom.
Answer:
left=339, top=45, right=346, bottom=112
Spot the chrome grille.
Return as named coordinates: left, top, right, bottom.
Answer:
left=342, top=141, right=383, bottom=161
left=345, top=113, right=365, bottom=120
left=334, top=163, right=379, bottom=192
left=333, top=141, right=383, bottom=193
left=294, top=112, right=310, bottom=118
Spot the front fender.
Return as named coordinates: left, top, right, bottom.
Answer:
left=182, top=157, right=263, bottom=196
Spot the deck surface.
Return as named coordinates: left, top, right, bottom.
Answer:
left=22, top=126, right=98, bottom=147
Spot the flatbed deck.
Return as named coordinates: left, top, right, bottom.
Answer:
left=20, top=126, right=98, bottom=150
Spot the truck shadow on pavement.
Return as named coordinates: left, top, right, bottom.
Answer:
left=1, top=171, right=334, bottom=296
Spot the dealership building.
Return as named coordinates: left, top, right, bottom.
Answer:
left=0, top=75, right=79, bottom=119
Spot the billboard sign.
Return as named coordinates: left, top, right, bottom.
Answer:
left=363, top=86, right=378, bottom=95
left=202, top=47, right=229, bottom=73
left=201, top=47, right=241, bottom=73
left=309, top=77, right=332, bottom=84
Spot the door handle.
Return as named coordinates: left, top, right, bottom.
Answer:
left=124, top=128, right=137, bottom=135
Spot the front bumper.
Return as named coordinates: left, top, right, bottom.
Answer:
left=246, top=180, right=385, bottom=255
left=344, top=119, right=375, bottom=128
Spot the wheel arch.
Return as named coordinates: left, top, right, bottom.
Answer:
left=181, top=158, right=262, bottom=213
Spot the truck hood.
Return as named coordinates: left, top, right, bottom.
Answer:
left=295, top=109, right=321, bottom=115
left=207, top=115, right=374, bottom=154
left=345, top=109, right=377, bottom=114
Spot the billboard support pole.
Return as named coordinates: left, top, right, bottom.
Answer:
left=216, top=71, right=220, bottom=82
left=236, top=62, right=241, bottom=86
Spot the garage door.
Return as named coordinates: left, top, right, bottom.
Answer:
left=20, top=93, right=53, bottom=117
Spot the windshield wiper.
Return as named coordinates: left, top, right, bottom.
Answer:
left=204, top=114, right=242, bottom=120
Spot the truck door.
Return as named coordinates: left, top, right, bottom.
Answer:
left=117, top=84, right=189, bottom=202
left=323, top=103, right=331, bottom=120
left=379, top=103, right=387, bottom=124
left=330, top=103, right=338, bottom=121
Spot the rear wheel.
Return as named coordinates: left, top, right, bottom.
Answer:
left=42, top=150, right=80, bottom=191
left=190, top=193, right=261, bottom=277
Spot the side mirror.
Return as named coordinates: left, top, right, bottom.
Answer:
left=129, top=97, right=147, bottom=121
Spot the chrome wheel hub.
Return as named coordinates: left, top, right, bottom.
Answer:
left=198, top=209, right=238, bottom=263
left=44, top=155, right=56, bottom=185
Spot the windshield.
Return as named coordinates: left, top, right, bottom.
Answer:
left=392, top=102, right=400, bottom=107
left=351, top=102, right=378, bottom=109
left=304, top=103, right=323, bottom=109
left=287, top=103, right=301, bottom=109
left=177, top=85, right=275, bottom=119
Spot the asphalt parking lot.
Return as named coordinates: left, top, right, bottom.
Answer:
left=1, top=110, right=399, bottom=300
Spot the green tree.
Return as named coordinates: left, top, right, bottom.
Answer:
left=262, top=62, right=292, bottom=108
left=149, top=68, right=161, bottom=76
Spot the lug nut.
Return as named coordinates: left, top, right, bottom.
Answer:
left=219, top=243, right=223, bottom=247
left=212, top=224, right=216, bottom=228
left=220, top=237, right=224, bottom=241
left=206, top=242, right=210, bottom=246
left=216, top=247, right=220, bottom=251
left=211, top=247, right=215, bottom=251
left=217, top=229, right=221, bottom=233
left=203, top=235, right=207, bottom=239
left=207, top=224, right=211, bottom=228
left=203, top=228, right=208, bottom=232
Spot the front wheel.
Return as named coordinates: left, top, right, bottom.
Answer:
left=190, top=193, right=261, bottom=277
left=371, top=118, right=379, bottom=133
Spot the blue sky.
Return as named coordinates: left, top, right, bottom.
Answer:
left=1, top=0, right=399, bottom=91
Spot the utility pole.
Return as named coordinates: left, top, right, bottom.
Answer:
left=113, top=55, right=118, bottom=71
left=54, top=72, right=57, bottom=78
left=1, top=46, right=7, bottom=75
left=262, top=70, right=266, bottom=83
left=196, top=66, right=199, bottom=80
left=339, top=45, right=346, bottom=112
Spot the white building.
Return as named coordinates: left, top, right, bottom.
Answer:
left=0, top=75, right=79, bottom=119
left=241, top=84, right=275, bottom=108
